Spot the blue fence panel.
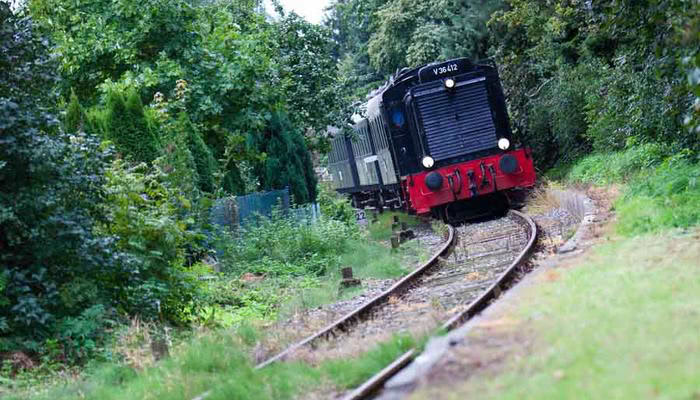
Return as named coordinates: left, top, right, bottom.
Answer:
left=237, top=188, right=290, bottom=226
left=288, top=203, right=321, bottom=225
left=211, top=188, right=296, bottom=230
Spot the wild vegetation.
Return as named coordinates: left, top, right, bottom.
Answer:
left=0, top=0, right=337, bottom=381
left=1, top=0, right=699, bottom=397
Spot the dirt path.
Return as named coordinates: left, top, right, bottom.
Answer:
left=399, top=186, right=616, bottom=399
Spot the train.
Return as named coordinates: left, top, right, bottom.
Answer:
left=328, top=57, right=536, bottom=222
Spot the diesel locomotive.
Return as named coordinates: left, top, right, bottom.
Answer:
left=328, top=57, right=536, bottom=221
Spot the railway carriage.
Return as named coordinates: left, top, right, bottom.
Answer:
left=330, top=57, right=536, bottom=221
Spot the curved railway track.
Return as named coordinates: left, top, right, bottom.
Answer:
left=255, top=210, right=537, bottom=398
left=343, top=210, right=536, bottom=400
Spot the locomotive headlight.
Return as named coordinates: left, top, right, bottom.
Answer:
left=498, top=138, right=510, bottom=150
left=444, top=78, right=456, bottom=89
left=422, top=156, right=435, bottom=169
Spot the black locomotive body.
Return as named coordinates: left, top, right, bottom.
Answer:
left=328, top=58, right=536, bottom=219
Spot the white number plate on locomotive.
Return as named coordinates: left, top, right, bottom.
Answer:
left=433, top=63, right=458, bottom=76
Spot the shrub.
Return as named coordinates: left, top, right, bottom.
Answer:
left=585, top=64, right=680, bottom=151
left=219, top=213, right=358, bottom=278
left=0, top=2, right=118, bottom=346
left=317, top=182, right=357, bottom=226
left=55, top=305, right=111, bottom=364
left=526, top=63, right=596, bottom=165
left=99, top=160, right=205, bottom=323
left=64, top=88, right=85, bottom=133
left=101, top=88, right=161, bottom=163
left=178, top=112, right=217, bottom=193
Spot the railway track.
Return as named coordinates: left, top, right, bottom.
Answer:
left=255, top=211, right=537, bottom=400
left=343, top=210, right=536, bottom=400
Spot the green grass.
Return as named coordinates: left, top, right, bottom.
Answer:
left=203, top=212, right=429, bottom=325
left=368, top=211, right=422, bottom=241
left=320, top=334, right=418, bottom=390
left=549, top=146, right=700, bottom=235
left=434, top=229, right=700, bottom=400
left=12, top=332, right=419, bottom=400
left=545, top=143, right=671, bottom=184
left=277, top=237, right=425, bottom=319
left=616, top=160, right=700, bottom=235
left=339, top=239, right=421, bottom=278
left=276, top=212, right=427, bottom=318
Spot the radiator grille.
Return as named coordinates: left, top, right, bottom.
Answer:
left=414, top=78, right=497, bottom=162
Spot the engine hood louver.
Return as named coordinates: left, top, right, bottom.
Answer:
left=412, top=77, right=497, bottom=162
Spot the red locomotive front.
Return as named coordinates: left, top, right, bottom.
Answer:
left=403, top=148, right=536, bottom=215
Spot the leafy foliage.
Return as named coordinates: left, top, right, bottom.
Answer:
left=98, top=88, right=161, bottom=163
left=29, top=0, right=199, bottom=101
left=489, top=0, right=699, bottom=167
left=30, top=0, right=340, bottom=195
left=367, top=0, right=502, bottom=73
left=0, top=2, right=115, bottom=339
left=274, top=12, right=340, bottom=138
left=99, top=160, right=204, bottom=323
left=325, top=0, right=504, bottom=130
left=0, top=6, right=212, bottom=365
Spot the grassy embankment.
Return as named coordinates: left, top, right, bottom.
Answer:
left=3, top=211, right=436, bottom=399
left=12, top=331, right=420, bottom=400
left=549, top=145, right=699, bottom=235
left=429, top=227, right=700, bottom=399
left=415, top=147, right=700, bottom=399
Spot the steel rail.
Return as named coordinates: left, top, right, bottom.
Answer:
left=341, top=210, right=537, bottom=400
left=254, top=224, right=456, bottom=370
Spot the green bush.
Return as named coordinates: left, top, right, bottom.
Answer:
left=55, top=305, right=111, bottom=364
left=317, top=182, right=356, bottom=226
left=64, top=88, right=85, bottom=133
left=526, top=63, right=599, bottom=165
left=584, top=65, right=680, bottom=151
left=178, top=112, right=217, bottom=193
left=219, top=213, right=358, bottom=278
left=100, top=160, right=205, bottom=323
left=1, top=1, right=113, bottom=339
left=101, top=88, right=161, bottom=163
left=154, top=109, right=199, bottom=201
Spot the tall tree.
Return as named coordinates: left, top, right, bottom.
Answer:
left=249, top=111, right=318, bottom=204
left=274, top=12, right=340, bottom=136
left=368, top=0, right=503, bottom=74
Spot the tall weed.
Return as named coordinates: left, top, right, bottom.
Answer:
left=219, top=213, right=359, bottom=277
